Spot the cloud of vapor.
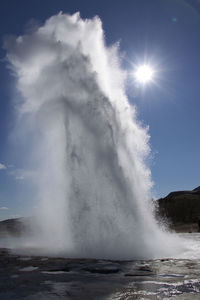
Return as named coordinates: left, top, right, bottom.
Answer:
left=8, top=168, right=36, bottom=180
left=4, top=12, right=181, bottom=259
left=0, top=163, right=7, bottom=170
left=0, top=207, right=9, bottom=210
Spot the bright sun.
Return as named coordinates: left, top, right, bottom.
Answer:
left=134, top=64, right=154, bottom=84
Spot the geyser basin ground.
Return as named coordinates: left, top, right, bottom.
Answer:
left=1, top=234, right=200, bottom=299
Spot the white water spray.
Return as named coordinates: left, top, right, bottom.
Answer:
left=5, top=13, right=180, bottom=259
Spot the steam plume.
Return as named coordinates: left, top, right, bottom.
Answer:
left=5, top=12, right=179, bottom=259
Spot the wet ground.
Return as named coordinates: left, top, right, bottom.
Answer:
left=1, top=248, right=200, bottom=299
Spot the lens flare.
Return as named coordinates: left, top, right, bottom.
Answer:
left=135, top=65, right=154, bottom=84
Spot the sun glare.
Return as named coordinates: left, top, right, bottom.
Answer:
left=134, top=64, right=154, bottom=84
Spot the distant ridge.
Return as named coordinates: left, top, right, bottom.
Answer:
left=193, top=186, right=200, bottom=192
left=158, top=186, right=200, bottom=231
left=166, top=186, right=200, bottom=198
left=0, top=217, right=32, bottom=237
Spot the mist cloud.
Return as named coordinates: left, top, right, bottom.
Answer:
left=4, top=12, right=180, bottom=259
left=0, top=163, right=7, bottom=170
left=8, top=168, right=36, bottom=180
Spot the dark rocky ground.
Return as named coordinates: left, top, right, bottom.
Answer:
left=1, top=187, right=200, bottom=299
left=0, top=247, right=200, bottom=299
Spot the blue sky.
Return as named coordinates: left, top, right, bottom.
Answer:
left=0, top=0, right=200, bottom=220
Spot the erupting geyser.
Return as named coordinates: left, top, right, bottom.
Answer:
left=5, top=12, right=179, bottom=259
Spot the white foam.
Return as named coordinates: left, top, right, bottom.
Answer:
left=20, top=266, right=38, bottom=272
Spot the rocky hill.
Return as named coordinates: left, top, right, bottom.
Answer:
left=157, top=186, right=200, bottom=232
left=0, top=217, right=31, bottom=237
